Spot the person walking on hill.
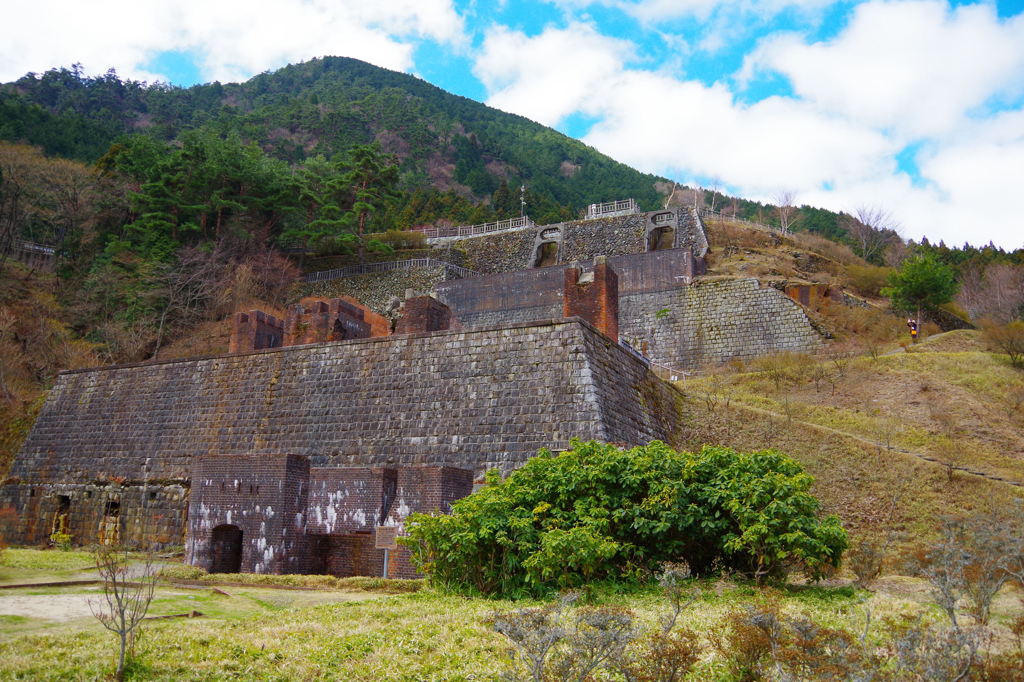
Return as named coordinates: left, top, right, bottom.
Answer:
left=907, top=318, right=918, bottom=343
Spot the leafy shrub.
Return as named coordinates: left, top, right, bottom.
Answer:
left=312, top=233, right=357, bottom=256
left=373, top=229, right=426, bottom=250
left=983, top=319, right=1024, bottom=368
left=845, top=264, right=893, bottom=298
left=364, top=238, right=395, bottom=257
left=403, top=441, right=847, bottom=596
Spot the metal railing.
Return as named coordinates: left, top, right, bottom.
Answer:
left=412, top=216, right=535, bottom=240
left=698, top=209, right=776, bottom=233
left=302, top=258, right=478, bottom=283
left=10, top=239, right=56, bottom=256
left=586, top=199, right=638, bottom=219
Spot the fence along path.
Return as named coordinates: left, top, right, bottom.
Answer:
left=302, top=258, right=478, bottom=283
left=412, top=216, right=534, bottom=240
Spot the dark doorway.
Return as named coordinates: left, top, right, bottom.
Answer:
left=210, top=524, right=243, bottom=573
left=648, top=226, right=675, bottom=251
left=380, top=469, right=398, bottom=525
left=534, top=241, right=559, bottom=267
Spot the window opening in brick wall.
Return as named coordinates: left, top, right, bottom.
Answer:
left=148, top=491, right=157, bottom=501
left=380, top=470, right=398, bottom=525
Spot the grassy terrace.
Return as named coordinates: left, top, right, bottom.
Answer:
left=5, top=549, right=1018, bottom=680
left=1, top=550, right=1024, bottom=679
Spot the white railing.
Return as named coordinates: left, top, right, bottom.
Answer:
left=413, top=216, right=535, bottom=240
left=699, top=208, right=776, bottom=233
left=302, top=258, right=477, bottom=283
left=11, top=239, right=56, bottom=256
left=586, top=199, right=638, bottom=219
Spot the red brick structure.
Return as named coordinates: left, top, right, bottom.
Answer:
left=564, top=256, right=619, bottom=342
left=783, top=284, right=843, bottom=309
left=339, top=295, right=391, bottom=337
left=394, top=295, right=453, bottom=334
left=285, top=297, right=371, bottom=346
left=186, top=454, right=472, bottom=577
left=229, top=310, right=285, bottom=353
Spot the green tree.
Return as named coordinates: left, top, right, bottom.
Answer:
left=882, top=253, right=959, bottom=324
left=403, top=440, right=846, bottom=597
left=341, top=143, right=399, bottom=259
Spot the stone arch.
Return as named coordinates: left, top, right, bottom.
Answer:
left=210, top=524, right=243, bottom=573
left=646, top=210, right=678, bottom=251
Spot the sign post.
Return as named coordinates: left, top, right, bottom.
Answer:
left=375, top=526, right=398, bottom=579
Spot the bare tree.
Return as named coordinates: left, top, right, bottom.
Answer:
left=708, top=177, right=722, bottom=214
left=149, top=246, right=229, bottom=359
left=772, top=190, right=798, bottom=235
left=845, top=206, right=901, bottom=263
left=959, top=263, right=1024, bottom=324
left=90, top=545, right=157, bottom=680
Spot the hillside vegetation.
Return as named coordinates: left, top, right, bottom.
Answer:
left=677, top=330, right=1024, bottom=546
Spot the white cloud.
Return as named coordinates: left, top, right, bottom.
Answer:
left=474, top=23, right=634, bottom=127
left=744, top=1, right=1024, bottom=137
left=581, top=71, right=896, bottom=195
left=0, top=0, right=466, bottom=83
left=547, top=0, right=835, bottom=24
left=471, top=11, right=1024, bottom=250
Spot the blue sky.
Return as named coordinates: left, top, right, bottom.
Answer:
left=2, top=0, right=1023, bottom=250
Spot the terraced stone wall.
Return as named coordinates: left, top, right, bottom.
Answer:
left=618, top=278, right=824, bottom=370
left=1, top=319, right=682, bottom=546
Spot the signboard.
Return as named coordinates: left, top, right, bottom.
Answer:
left=375, top=526, right=398, bottom=550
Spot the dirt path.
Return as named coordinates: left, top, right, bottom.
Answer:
left=730, top=401, right=1024, bottom=488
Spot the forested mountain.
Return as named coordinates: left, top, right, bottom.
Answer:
left=0, top=57, right=665, bottom=224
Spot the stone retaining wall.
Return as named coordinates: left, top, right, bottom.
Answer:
left=0, top=319, right=682, bottom=546
left=619, top=279, right=824, bottom=369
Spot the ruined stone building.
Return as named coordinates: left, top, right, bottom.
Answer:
left=0, top=202, right=827, bottom=578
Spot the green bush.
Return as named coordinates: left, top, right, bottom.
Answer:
left=403, top=441, right=847, bottom=596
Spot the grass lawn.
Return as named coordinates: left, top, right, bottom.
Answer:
left=1, top=550, right=1023, bottom=680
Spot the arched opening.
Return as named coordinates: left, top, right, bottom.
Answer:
left=533, top=241, right=559, bottom=267
left=210, top=524, right=243, bottom=573
left=647, top=226, right=675, bottom=251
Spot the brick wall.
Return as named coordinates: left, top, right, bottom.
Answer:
left=186, top=454, right=310, bottom=574
left=284, top=298, right=370, bottom=345
left=305, top=468, right=385, bottom=535
left=230, top=310, right=285, bottom=353
left=564, top=258, right=619, bottom=342
left=0, top=481, right=187, bottom=548
left=394, top=296, right=452, bottom=334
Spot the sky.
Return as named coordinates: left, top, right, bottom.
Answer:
left=2, top=0, right=1023, bottom=250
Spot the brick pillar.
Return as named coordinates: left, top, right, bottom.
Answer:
left=229, top=312, right=253, bottom=353
left=395, top=296, right=452, bottom=334
left=564, top=256, right=619, bottom=343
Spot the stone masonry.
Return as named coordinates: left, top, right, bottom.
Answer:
left=0, top=317, right=683, bottom=550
